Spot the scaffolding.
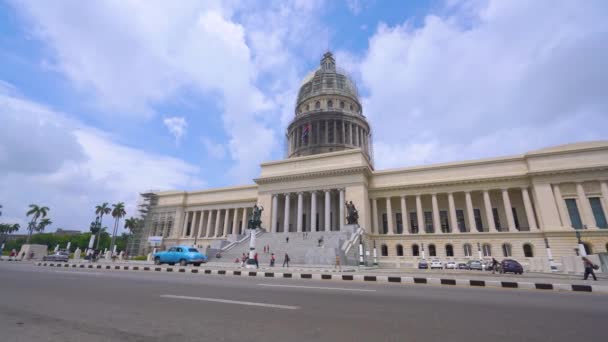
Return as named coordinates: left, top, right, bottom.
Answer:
left=127, top=191, right=158, bottom=256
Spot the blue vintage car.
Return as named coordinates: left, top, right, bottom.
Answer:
left=154, top=246, right=207, bottom=266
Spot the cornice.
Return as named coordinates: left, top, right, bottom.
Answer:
left=255, top=165, right=372, bottom=184
left=370, top=173, right=530, bottom=192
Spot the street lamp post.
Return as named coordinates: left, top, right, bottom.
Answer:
left=575, top=225, right=588, bottom=256
left=94, top=216, right=101, bottom=250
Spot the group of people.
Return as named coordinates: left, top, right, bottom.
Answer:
left=236, top=250, right=291, bottom=268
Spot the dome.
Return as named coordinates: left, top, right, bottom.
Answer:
left=296, top=52, right=360, bottom=106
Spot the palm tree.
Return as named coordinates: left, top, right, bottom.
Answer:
left=124, top=217, right=140, bottom=257
left=26, top=204, right=50, bottom=243
left=0, top=223, right=20, bottom=243
left=35, top=218, right=52, bottom=233
left=94, top=203, right=112, bottom=249
left=110, top=202, right=126, bottom=253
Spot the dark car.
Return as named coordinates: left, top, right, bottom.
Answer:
left=500, top=259, right=523, bottom=274
left=418, top=259, right=429, bottom=269
left=43, top=251, right=69, bottom=262
left=457, top=262, right=469, bottom=270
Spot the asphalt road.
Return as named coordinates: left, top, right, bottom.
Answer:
left=0, top=262, right=606, bottom=342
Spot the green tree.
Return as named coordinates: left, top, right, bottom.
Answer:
left=0, top=223, right=20, bottom=243
left=110, top=202, right=126, bottom=252
left=94, top=203, right=111, bottom=249
left=26, top=204, right=50, bottom=243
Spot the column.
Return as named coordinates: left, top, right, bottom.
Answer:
left=521, top=187, right=538, bottom=230
left=222, top=209, right=229, bottom=237
left=448, top=192, right=458, bottom=233
left=501, top=189, right=515, bottom=231
left=324, top=190, right=331, bottom=232
left=214, top=209, right=221, bottom=237
left=284, top=193, right=291, bottom=233
left=349, top=123, right=354, bottom=145
left=372, top=198, right=379, bottom=234
left=205, top=210, right=213, bottom=237
left=483, top=190, right=497, bottom=232
left=333, top=121, right=337, bottom=144
left=576, top=182, right=596, bottom=228
left=232, top=208, right=239, bottom=235
left=271, top=195, right=278, bottom=233
left=181, top=211, right=188, bottom=237
left=400, top=196, right=409, bottom=234
left=297, top=192, right=303, bottom=232
left=552, top=184, right=570, bottom=227
left=386, top=197, right=394, bottom=234
left=431, top=194, right=440, bottom=233
left=355, top=125, right=359, bottom=147
left=241, top=207, right=248, bottom=233
left=465, top=191, right=475, bottom=232
left=311, top=191, right=317, bottom=232
left=339, top=189, right=345, bottom=231
left=198, top=210, right=206, bottom=237
left=324, top=121, right=329, bottom=144
left=342, top=121, right=346, bottom=145
left=601, top=181, right=608, bottom=222
left=416, top=195, right=425, bottom=234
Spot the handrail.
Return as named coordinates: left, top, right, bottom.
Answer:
left=342, top=226, right=363, bottom=255
left=221, top=230, right=263, bottom=252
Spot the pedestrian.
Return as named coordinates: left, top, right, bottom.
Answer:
left=491, top=258, right=499, bottom=274
left=9, top=249, right=16, bottom=260
left=267, top=245, right=270, bottom=254
left=241, top=253, right=247, bottom=267
left=270, top=253, right=275, bottom=267
left=263, top=245, right=266, bottom=253
left=335, top=254, right=341, bottom=271
left=582, top=257, right=598, bottom=281
left=254, top=252, right=259, bottom=269
left=286, top=236, right=289, bottom=243
left=87, top=249, right=94, bottom=263
left=282, top=253, right=290, bottom=267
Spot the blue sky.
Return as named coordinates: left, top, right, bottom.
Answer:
left=1, top=0, right=607, bottom=232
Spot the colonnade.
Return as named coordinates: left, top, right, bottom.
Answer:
left=289, top=119, right=370, bottom=154
left=181, top=207, right=250, bottom=239
left=270, top=189, right=345, bottom=233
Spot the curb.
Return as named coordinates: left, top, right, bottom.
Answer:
left=34, top=262, right=607, bottom=294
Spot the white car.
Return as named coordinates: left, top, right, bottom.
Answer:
left=430, top=259, right=443, bottom=269
left=444, top=261, right=457, bottom=269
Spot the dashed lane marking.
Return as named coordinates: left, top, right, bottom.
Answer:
left=160, top=294, right=299, bottom=310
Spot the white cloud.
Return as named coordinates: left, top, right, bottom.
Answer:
left=359, top=0, right=608, bottom=169
left=0, top=88, right=203, bottom=232
left=163, top=116, right=187, bottom=144
left=202, top=138, right=227, bottom=159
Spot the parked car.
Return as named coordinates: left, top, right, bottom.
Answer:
left=43, top=251, right=69, bottom=262
left=430, top=259, right=443, bottom=269
left=418, top=259, right=429, bottom=269
left=445, top=261, right=457, bottom=269
left=457, top=262, right=469, bottom=270
left=154, top=246, right=207, bottom=266
left=500, top=259, right=524, bottom=274
left=467, top=260, right=483, bottom=270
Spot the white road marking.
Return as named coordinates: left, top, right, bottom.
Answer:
left=48, top=270, right=106, bottom=276
left=257, top=283, right=376, bottom=292
left=160, top=295, right=299, bottom=310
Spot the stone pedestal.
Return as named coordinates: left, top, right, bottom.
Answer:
left=18, top=244, right=48, bottom=260
left=74, top=248, right=82, bottom=260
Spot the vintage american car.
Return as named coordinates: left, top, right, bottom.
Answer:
left=42, top=251, right=69, bottom=262
left=153, top=246, right=207, bottom=266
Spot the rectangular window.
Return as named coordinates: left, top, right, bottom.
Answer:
left=512, top=208, right=520, bottom=230
left=382, top=213, right=388, bottom=234
left=492, top=208, right=501, bottom=231
left=424, top=211, right=433, bottom=233
left=409, top=212, right=418, bottom=234
left=565, top=199, right=583, bottom=229
left=589, top=197, right=608, bottom=228
left=456, top=209, right=466, bottom=232
left=473, top=209, right=484, bottom=232
left=395, top=213, right=403, bottom=234
left=439, top=210, right=449, bottom=233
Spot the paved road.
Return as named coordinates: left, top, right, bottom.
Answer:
left=1, top=263, right=606, bottom=342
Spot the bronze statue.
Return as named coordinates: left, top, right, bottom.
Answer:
left=345, top=201, right=359, bottom=225
left=248, top=204, right=264, bottom=229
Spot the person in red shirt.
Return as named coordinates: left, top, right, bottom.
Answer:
left=254, top=252, right=259, bottom=269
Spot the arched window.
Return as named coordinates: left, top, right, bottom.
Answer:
left=428, top=244, right=436, bottom=257
left=396, top=244, right=404, bottom=256
left=305, top=104, right=310, bottom=111
left=327, top=100, right=333, bottom=108
left=482, top=243, right=492, bottom=257
left=381, top=244, right=388, bottom=256
left=350, top=104, right=353, bottom=111
left=463, top=244, right=472, bottom=257
left=522, top=243, right=534, bottom=257
left=412, top=244, right=420, bottom=257
left=340, top=101, right=345, bottom=109
left=445, top=244, right=454, bottom=257
left=315, top=101, right=320, bottom=109
left=502, top=243, right=512, bottom=257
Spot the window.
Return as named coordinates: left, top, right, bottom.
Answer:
left=306, top=104, right=310, bottom=111
left=327, top=100, right=333, bottom=108
left=188, top=248, right=199, bottom=252
left=350, top=104, right=353, bottom=111
left=395, top=213, right=403, bottom=234
left=482, top=243, right=492, bottom=257
left=340, top=101, right=345, bottom=109
left=565, top=199, right=583, bottom=229
left=474, top=209, right=484, bottom=232
left=382, top=213, right=388, bottom=234
left=492, top=208, right=501, bottom=231
left=445, top=244, right=454, bottom=257
left=463, top=244, right=472, bottom=257
left=315, top=101, right=320, bottom=109
left=169, top=247, right=177, bottom=252
left=589, top=197, right=608, bottom=228
left=410, top=212, right=418, bottom=234
left=381, top=244, right=388, bottom=256
left=412, top=244, right=420, bottom=256
left=428, top=244, right=436, bottom=257
left=440, top=210, right=450, bottom=233
left=502, top=243, right=512, bottom=257
left=523, top=243, right=534, bottom=257
left=396, top=244, right=404, bottom=256
left=424, top=211, right=434, bottom=233
left=176, top=247, right=183, bottom=252
left=456, top=209, right=466, bottom=232
left=512, top=207, right=521, bottom=230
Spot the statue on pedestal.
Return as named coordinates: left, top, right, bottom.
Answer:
left=248, top=204, right=264, bottom=229
left=345, top=201, right=359, bottom=225
left=74, top=247, right=81, bottom=260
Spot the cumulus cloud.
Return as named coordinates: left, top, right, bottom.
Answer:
left=359, top=0, right=608, bottom=169
left=163, top=116, right=187, bottom=144
left=202, top=138, right=227, bottom=160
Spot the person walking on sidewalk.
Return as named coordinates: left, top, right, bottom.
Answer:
left=282, top=253, right=290, bottom=267
left=335, top=254, right=341, bottom=271
left=491, top=258, right=499, bottom=274
left=286, top=236, right=289, bottom=243
left=241, top=253, right=247, bottom=267
left=582, top=257, right=598, bottom=281
left=254, top=252, right=259, bottom=269
left=270, top=253, right=275, bottom=267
